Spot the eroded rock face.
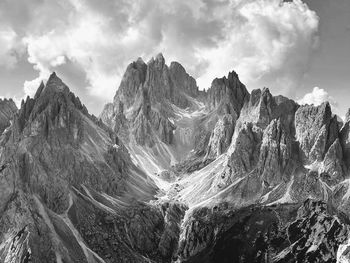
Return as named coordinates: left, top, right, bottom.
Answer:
left=177, top=200, right=348, bottom=263
left=3, top=56, right=350, bottom=263
left=227, top=122, right=263, bottom=179
left=239, top=88, right=276, bottom=129
left=340, top=109, right=350, bottom=169
left=322, top=139, right=345, bottom=185
left=201, top=72, right=250, bottom=159
left=100, top=54, right=201, bottom=149
left=0, top=98, right=17, bottom=135
left=205, top=114, right=236, bottom=159
left=5, top=73, right=153, bottom=213
left=169, top=62, right=199, bottom=98
left=0, top=73, right=158, bottom=263
left=114, top=57, right=147, bottom=110
left=206, top=71, right=249, bottom=116
left=158, top=202, right=188, bottom=259
left=258, top=119, right=295, bottom=187
left=295, top=102, right=339, bottom=164
left=0, top=226, right=31, bottom=263
left=278, top=200, right=348, bottom=263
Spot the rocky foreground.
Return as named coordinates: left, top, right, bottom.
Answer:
left=1, top=54, right=350, bottom=262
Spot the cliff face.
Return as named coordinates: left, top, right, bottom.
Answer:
left=206, top=71, right=249, bottom=116
left=100, top=54, right=199, bottom=152
left=0, top=98, right=17, bottom=135
left=98, top=55, right=350, bottom=261
left=2, top=55, right=350, bottom=263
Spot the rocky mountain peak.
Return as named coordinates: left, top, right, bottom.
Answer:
left=207, top=70, right=249, bottom=116
left=44, top=72, right=67, bottom=93
left=155, top=52, right=165, bottom=65
left=4, top=55, right=350, bottom=263
left=14, top=73, right=89, bottom=139
left=295, top=101, right=337, bottom=163
left=146, top=52, right=166, bottom=68
left=238, top=87, right=277, bottom=129
left=101, top=54, right=203, bottom=148
left=169, top=61, right=199, bottom=98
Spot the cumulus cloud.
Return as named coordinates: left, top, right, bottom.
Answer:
left=195, top=0, right=319, bottom=94
left=0, top=0, right=319, bottom=114
left=0, top=26, right=24, bottom=69
left=298, top=87, right=338, bottom=110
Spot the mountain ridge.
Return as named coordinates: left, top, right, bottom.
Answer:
left=1, top=54, right=350, bottom=262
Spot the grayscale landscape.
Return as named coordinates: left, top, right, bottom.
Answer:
left=0, top=0, right=350, bottom=262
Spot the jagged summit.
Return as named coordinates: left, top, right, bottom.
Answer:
left=207, top=69, right=249, bottom=115
left=0, top=97, right=15, bottom=103
left=154, top=52, right=165, bottom=64
left=16, top=72, right=91, bottom=137
left=3, top=55, right=350, bottom=263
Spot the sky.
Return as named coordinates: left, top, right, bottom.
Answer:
left=0, top=0, right=349, bottom=117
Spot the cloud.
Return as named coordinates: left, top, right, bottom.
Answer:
left=0, top=26, right=24, bottom=69
left=0, top=0, right=319, bottom=114
left=195, top=0, right=319, bottom=94
left=298, top=87, right=338, bottom=110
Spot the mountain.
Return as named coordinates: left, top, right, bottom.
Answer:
left=1, top=54, right=350, bottom=263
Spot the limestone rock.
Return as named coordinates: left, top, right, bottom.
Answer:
left=0, top=74, right=158, bottom=261
left=114, top=57, right=147, bottom=110
left=177, top=200, right=348, bottom=263
left=100, top=54, right=200, bottom=149
left=340, top=109, right=350, bottom=169
left=4, top=55, right=350, bottom=263
left=207, top=71, right=249, bottom=116
left=150, top=109, right=175, bottom=144
left=322, top=138, right=345, bottom=185
left=274, top=95, right=299, bottom=135
left=295, top=102, right=338, bottom=164
left=0, top=98, right=17, bottom=135
left=227, top=122, right=263, bottom=179
left=158, top=202, right=188, bottom=259
left=0, top=226, right=31, bottom=263
left=239, top=88, right=276, bottom=129
left=133, top=109, right=155, bottom=146
left=205, top=114, right=236, bottom=158
left=169, top=61, right=199, bottom=98
left=258, top=119, right=295, bottom=187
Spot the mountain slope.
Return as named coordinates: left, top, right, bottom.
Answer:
left=100, top=55, right=350, bottom=262
left=0, top=73, right=175, bottom=263
left=2, top=55, right=350, bottom=262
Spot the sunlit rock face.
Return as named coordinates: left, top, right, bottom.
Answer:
left=2, top=55, right=350, bottom=263
left=207, top=71, right=249, bottom=116
left=295, top=102, right=338, bottom=164
left=258, top=119, right=295, bottom=187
